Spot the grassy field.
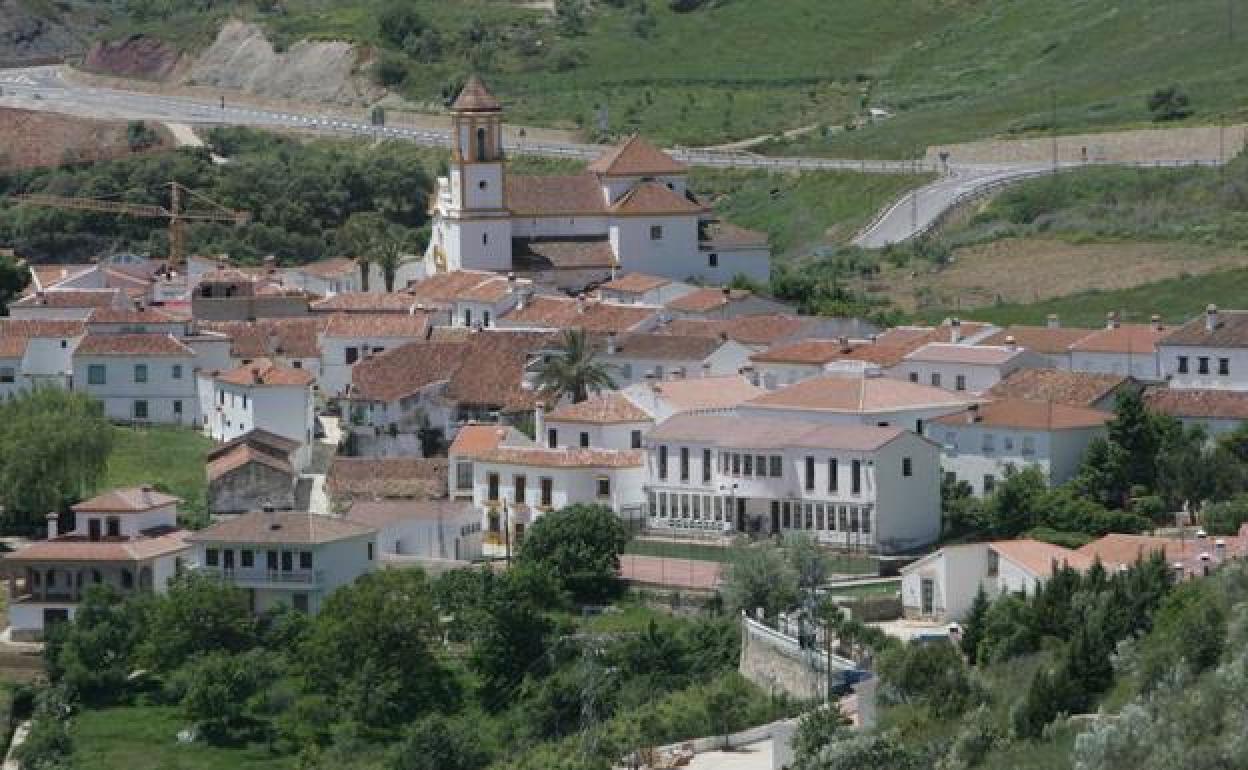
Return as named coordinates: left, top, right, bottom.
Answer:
left=103, top=426, right=215, bottom=516
left=69, top=706, right=295, bottom=770
left=79, top=0, right=1248, bottom=153
left=625, top=538, right=879, bottom=575
left=823, top=579, right=900, bottom=600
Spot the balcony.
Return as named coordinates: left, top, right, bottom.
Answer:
left=199, top=567, right=322, bottom=587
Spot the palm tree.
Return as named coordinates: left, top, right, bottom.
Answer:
left=337, top=212, right=422, bottom=292
left=534, top=329, right=616, bottom=403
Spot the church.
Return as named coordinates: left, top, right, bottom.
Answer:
left=425, top=77, right=772, bottom=290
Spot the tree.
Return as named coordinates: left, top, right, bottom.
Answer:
left=302, top=568, right=456, bottom=727
left=1147, top=85, right=1193, bottom=122
left=517, top=504, right=628, bottom=602
left=792, top=706, right=850, bottom=766
left=720, top=540, right=799, bottom=619
left=0, top=389, right=114, bottom=530
left=982, top=465, right=1047, bottom=537
left=171, top=649, right=279, bottom=743
left=0, top=250, right=30, bottom=314
left=140, top=574, right=257, bottom=672
left=532, top=329, right=616, bottom=403
left=960, top=585, right=990, bottom=665
left=45, top=585, right=150, bottom=704
left=470, top=569, right=553, bottom=711
left=378, top=2, right=428, bottom=48
left=337, top=211, right=420, bottom=292
left=785, top=533, right=830, bottom=593
left=391, top=714, right=491, bottom=770
left=1107, top=390, right=1162, bottom=495
left=1202, top=495, right=1248, bottom=536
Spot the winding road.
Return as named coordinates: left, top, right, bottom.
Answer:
left=0, top=65, right=1221, bottom=248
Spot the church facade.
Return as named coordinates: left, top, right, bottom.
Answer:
left=425, top=77, right=771, bottom=290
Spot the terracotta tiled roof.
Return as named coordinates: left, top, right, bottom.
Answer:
left=1070, top=324, right=1167, bottom=354
left=206, top=429, right=300, bottom=461
left=206, top=444, right=294, bottom=481
left=904, top=343, right=1026, bottom=366
left=504, top=297, right=656, bottom=334
left=328, top=457, right=449, bottom=500
left=186, top=511, right=375, bottom=545
left=202, top=319, right=324, bottom=359
left=348, top=341, right=466, bottom=402
left=30, top=264, right=94, bottom=289
left=606, top=332, right=725, bottom=360
left=699, top=220, right=768, bottom=249
left=991, top=539, right=1094, bottom=577
left=0, top=337, right=29, bottom=358
left=745, top=374, right=980, bottom=413
left=476, top=446, right=645, bottom=468
left=406, top=270, right=512, bottom=304
left=13, top=289, right=121, bottom=308
left=609, top=182, right=703, bottom=215
left=660, top=315, right=813, bottom=347
left=546, top=393, right=653, bottom=424
left=750, top=339, right=904, bottom=367
left=506, top=174, right=605, bottom=215
left=587, top=135, right=687, bottom=177
left=1159, top=309, right=1248, bottom=347
left=600, top=273, right=671, bottom=294
left=448, top=424, right=521, bottom=456
left=444, top=330, right=558, bottom=411
left=197, top=267, right=260, bottom=284
left=648, top=413, right=909, bottom=451
left=874, top=322, right=994, bottom=352
left=347, top=500, right=474, bottom=528
left=451, top=74, right=501, bottom=112
left=512, top=237, right=616, bottom=270
left=0, top=320, right=86, bottom=338
left=311, top=292, right=425, bottom=313
left=3, top=529, right=189, bottom=563
left=665, top=288, right=752, bottom=314
left=73, top=486, right=180, bottom=513
left=75, top=333, right=192, bottom=357
left=216, top=357, right=315, bottom=387
left=322, top=313, right=431, bottom=339
left=641, top=375, right=765, bottom=412
left=1075, top=532, right=1248, bottom=575
left=981, top=326, right=1096, bottom=355
left=297, top=257, right=357, bottom=278
left=87, top=307, right=177, bottom=324
left=1143, top=386, right=1248, bottom=420
left=931, top=398, right=1111, bottom=431
left=987, top=369, right=1129, bottom=407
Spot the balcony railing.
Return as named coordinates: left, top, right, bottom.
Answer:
left=199, top=567, right=321, bottom=585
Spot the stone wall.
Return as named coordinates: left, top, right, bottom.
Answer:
left=738, top=615, right=854, bottom=702
left=208, top=463, right=296, bottom=515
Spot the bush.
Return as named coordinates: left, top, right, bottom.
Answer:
left=1147, top=85, right=1193, bottom=122
left=516, top=504, right=628, bottom=602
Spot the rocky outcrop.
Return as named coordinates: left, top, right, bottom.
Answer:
left=0, top=0, right=83, bottom=64
left=187, top=20, right=382, bottom=106
left=82, top=34, right=182, bottom=80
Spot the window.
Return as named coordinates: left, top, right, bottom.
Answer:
left=133, top=400, right=148, bottom=420
left=487, top=472, right=500, bottom=502
left=755, top=455, right=767, bottom=477
left=931, top=372, right=942, bottom=387
left=548, top=428, right=558, bottom=448
left=172, top=364, right=183, bottom=380
left=828, top=458, right=838, bottom=492
left=908, top=372, right=918, bottom=383
left=0, top=367, right=13, bottom=384
left=732, top=453, right=741, bottom=475
left=455, top=462, right=472, bottom=490
left=345, top=347, right=360, bottom=365
left=902, top=457, right=913, bottom=477
left=367, top=542, right=375, bottom=560
left=1003, top=436, right=1014, bottom=451
left=106, top=517, right=120, bottom=537
left=650, top=225, right=664, bottom=241
left=987, top=550, right=1000, bottom=577
left=1177, top=356, right=1189, bottom=374
left=60, top=339, right=67, bottom=349
left=770, top=456, right=783, bottom=477
left=680, top=447, right=690, bottom=481
left=133, top=364, right=147, bottom=383
left=292, top=593, right=310, bottom=612
left=514, top=475, right=526, bottom=504
left=703, top=449, right=712, bottom=482
left=580, top=432, right=590, bottom=448
left=479, top=180, right=488, bottom=190
left=805, top=456, right=816, bottom=491
left=241, top=550, right=254, bottom=568
left=955, top=375, right=966, bottom=391
left=743, top=454, right=753, bottom=476
left=659, top=445, right=668, bottom=480
left=267, top=551, right=278, bottom=570
left=206, top=548, right=219, bottom=567
left=983, top=433, right=996, bottom=452
left=597, top=477, right=611, bottom=497
left=1199, top=357, right=1210, bottom=375
left=87, top=364, right=106, bottom=385
left=1220, top=358, right=1231, bottom=376
left=281, top=551, right=293, bottom=572
left=1022, top=436, right=1036, bottom=455
left=464, top=308, right=473, bottom=327
left=173, top=400, right=182, bottom=415
left=482, top=233, right=489, bottom=246
left=851, top=460, right=861, bottom=495
left=483, top=311, right=491, bottom=327
left=983, top=474, right=996, bottom=494
left=861, top=508, right=871, bottom=534
left=293, top=360, right=302, bottom=368
left=631, top=430, right=642, bottom=449
left=708, top=253, right=718, bottom=268
left=540, top=477, right=554, bottom=507
left=298, top=551, right=313, bottom=570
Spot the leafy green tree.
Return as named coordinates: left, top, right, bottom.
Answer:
left=785, top=533, right=830, bottom=592
left=140, top=574, right=257, bottom=672
left=792, top=705, right=850, bottom=765
left=337, top=211, right=420, bottom=292
left=0, top=249, right=30, bottom=314
left=45, top=585, right=150, bottom=704
left=516, top=504, right=628, bottom=602
left=960, top=585, right=990, bottom=665
left=13, top=686, right=74, bottom=770
left=1202, top=495, right=1248, bottom=536
left=470, top=569, right=553, bottom=711
left=0, top=389, right=114, bottom=529
left=797, top=730, right=923, bottom=770
left=877, top=640, right=984, bottom=719
left=533, top=329, right=617, bottom=403
left=982, top=465, right=1047, bottom=537
left=302, top=568, right=457, bottom=727
left=720, top=540, right=799, bottom=619
left=1107, top=390, right=1162, bottom=496
left=171, top=649, right=279, bottom=743
left=391, top=714, right=492, bottom=770
left=378, top=2, right=428, bottom=48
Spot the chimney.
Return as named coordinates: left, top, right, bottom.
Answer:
left=1206, top=303, right=1219, bottom=333
left=507, top=272, right=516, bottom=293
left=534, top=401, right=545, bottom=441
left=702, top=361, right=712, bottom=377
left=1004, top=334, right=1018, bottom=352
left=576, top=293, right=586, bottom=314
left=722, top=286, right=732, bottom=298
left=1215, top=538, right=1227, bottom=561
left=46, top=512, right=59, bottom=539
left=966, top=403, right=980, bottom=424
left=839, top=336, right=852, bottom=353
left=1106, top=311, right=1120, bottom=330
left=1151, top=313, right=1164, bottom=332
left=606, top=333, right=617, bottom=355
left=263, top=255, right=277, bottom=274
left=950, top=318, right=962, bottom=344
left=1046, top=314, right=1060, bottom=329
left=516, top=290, right=528, bottom=311
left=141, top=484, right=154, bottom=506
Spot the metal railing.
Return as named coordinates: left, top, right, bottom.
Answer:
left=199, top=566, right=321, bottom=585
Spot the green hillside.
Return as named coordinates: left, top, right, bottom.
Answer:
left=68, top=0, right=1248, bottom=153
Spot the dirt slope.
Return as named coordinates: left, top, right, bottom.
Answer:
left=83, top=34, right=183, bottom=80
left=0, top=107, right=171, bottom=171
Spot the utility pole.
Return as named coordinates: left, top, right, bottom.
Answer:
left=502, top=499, right=512, bottom=566
left=1050, top=87, right=1059, bottom=172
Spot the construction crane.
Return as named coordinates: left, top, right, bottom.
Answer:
left=3, top=182, right=250, bottom=267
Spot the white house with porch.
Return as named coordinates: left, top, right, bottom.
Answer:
left=0, top=487, right=190, bottom=640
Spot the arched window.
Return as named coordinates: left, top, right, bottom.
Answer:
left=482, top=233, right=489, bottom=245
left=476, top=127, right=487, bottom=161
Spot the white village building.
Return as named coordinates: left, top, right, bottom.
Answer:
left=1157, top=305, right=1248, bottom=391
left=208, top=359, right=317, bottom=471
